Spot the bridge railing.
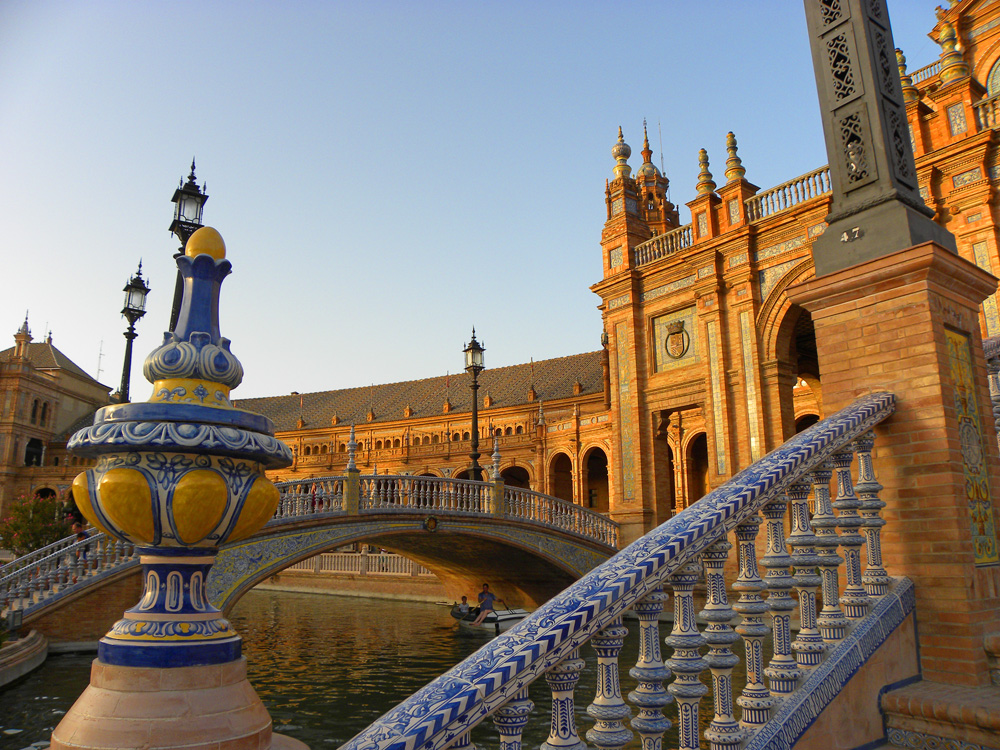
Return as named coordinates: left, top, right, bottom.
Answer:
left=504, top=486, right=618, bottom=547
left=361, top=475, right=491, bottom=513
left=342, top=392, right=906, bottom=750
left=1, top=534, right=138, bottom=615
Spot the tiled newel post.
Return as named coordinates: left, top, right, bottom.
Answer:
left=51, top=228, right=302, bottom=750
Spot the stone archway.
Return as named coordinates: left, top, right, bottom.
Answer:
left=686, top=433, right=709, bottom=505
left=582, top=447, right=609, bottom=513
left=548, top=453, right=573, bottom=503
left=501, top=466, right=530, bottom=488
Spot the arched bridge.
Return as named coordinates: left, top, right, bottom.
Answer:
left=1, top=474, right=619, bottom=639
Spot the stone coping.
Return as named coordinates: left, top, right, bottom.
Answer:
left=0, top=629, right=48, bottom=687
left=882, top=680, right=1000, bottom=748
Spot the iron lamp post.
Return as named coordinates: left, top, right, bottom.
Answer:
left=118, top=263, right=149, bottom=403
left=464, top=329, right=485, bottom=481
left=168, top=159, right=208, bottom=331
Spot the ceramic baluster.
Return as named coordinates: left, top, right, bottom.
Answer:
left=788, top=481, right=826, bottom=667
left=761, top=494, right=800, bottom=694
left=854, top=432, right=890, bottom=597
left=493, top=688, right=534, bottom=750
left=832, top=449, right=870, bottom=619
left=666, top=561, right=708, bottom=750
left=811, top=462, right=847, bottom=641
left=450, top=732, right=477, bottom=750
left=628, top=587, right=673, bottom=750
left=732, top=516, right=773, bottom=729
left=541, top=649, right=587, bottom=750
left=699, top=539, right=745, bottom=749
left=586, top=616, right=632, bottom=750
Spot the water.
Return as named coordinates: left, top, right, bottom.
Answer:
left=0, top=589, right=753, bottom=749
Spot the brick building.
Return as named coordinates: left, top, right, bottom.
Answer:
left=0, top=317, right=109, bottom=515
left=239, top=2, right=1000, bottom=547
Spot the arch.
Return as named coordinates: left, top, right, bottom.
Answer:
left=321, top=445, right=328, bottom=455
left=339, top=443, right=346, bottom=453
left=40, top=402, right=49, bottom=426
left=432, top=435, right=440, bottom=444
left=989, top=56, right=1000, bottom=96
left=304, top=446, right=312, bottom=456
left=34, top=487, right=56, bottom=499
left=53, top=456, right=60, bottom=466
left=31, top=399, right=39, bottom=424
left=582, top=447, right=609, bottom=513
left=208, top=516, right=612, bottom=614
left=393, top=438, right=401, bottom=448
left=462, top=431, right=470, bottom=440
left=548, top=452, right=574, bottom=503
left=500, top=465, right=530, bottom=488
left=375, top=440, right=383, bottom=450
left=762, top=291, right=821, bottom=445
left=795, top=413, right=821, bottom=433
left=504, top=426, right=513, bottom=436
left=515, top=425, right=523, bottom=435
left=452, top=433, right=461, bottom=442
left=686, top=433, right=709, bottom=505
left=416, top=471, right=441, bottom=478
left=24, top=437, right=44, bottom=467
left=494, top=428, right=503, bottom=437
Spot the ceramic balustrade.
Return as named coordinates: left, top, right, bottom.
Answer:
left=1, top=534, right=137, bottom=615
left=502, top=486, right=619, bottom=547
left=744, top=166, right=831, bottom=221
left=634, top=224, right=693, bottom=267
left=342, top=393, right=906, bottom=750
left=974, top=93, right=1000, bottom=130
left=909, top=60, right=941, bottom=83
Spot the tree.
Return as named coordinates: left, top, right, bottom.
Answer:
left=0, top=493, right=73, bottom=557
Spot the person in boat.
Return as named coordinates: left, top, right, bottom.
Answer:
left=471, top=583, right=497, bottom=626
left=457, top=596, right=470, bottom=616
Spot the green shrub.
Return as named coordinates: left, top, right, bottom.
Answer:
left=0, top=493, right=73, bottom=556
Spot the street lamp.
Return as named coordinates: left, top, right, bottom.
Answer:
left=118, top=263, right=150, bottom=403
left=168, top=159, right=208, bottom=331
left=464, top=328, right=486, bottom=481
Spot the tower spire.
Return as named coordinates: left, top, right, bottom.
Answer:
left=641, top=119, right=653, bottom=166
left=724, top=132, right=745, bottom=182
left=696, top=149, right=716, bottom=194
left=612, top=127, right=632, bottom=180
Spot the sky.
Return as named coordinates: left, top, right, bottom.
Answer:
left=0, top=1, right=943, bottom=400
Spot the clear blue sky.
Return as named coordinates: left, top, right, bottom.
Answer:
left=0, top=1, right=941, bottom=400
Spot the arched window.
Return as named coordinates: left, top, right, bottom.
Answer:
left=505, top=426, right=513, bottom=436
left=321, top=444, right=328, bottom=454
left=375, top=440, right=383, bottom=450
left=452, top=432, right=460, bottom=442
left=989, top=58, right=1000, bottom=96
left=40, top=402, right=49, bottom=426
left=339, top=443, right=346, bottom=452
left=53, top=456, right=60, bottom=466
left=393, top=438, right=401, bottom=448
left=462, top=431, right=470, bottom=440
left=304, top=446, right=311, bottom=456
left=494, top=428, right=502, bottom=436
left=30, top=399, right=39, bottom=424
left=515, top=425, right=523, bottom=434
left=432, top=435, right=439, bottom=444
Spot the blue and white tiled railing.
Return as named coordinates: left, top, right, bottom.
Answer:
left=341, top=392, right=912, bottom=750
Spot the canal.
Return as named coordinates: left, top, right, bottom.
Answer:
left=1, top=589, right=735, bottom=749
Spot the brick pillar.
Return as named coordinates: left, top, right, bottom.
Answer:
left=789, top=242, right=1000, bottom=687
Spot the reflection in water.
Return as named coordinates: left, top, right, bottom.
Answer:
left=1, top=589, right=754, bottom=749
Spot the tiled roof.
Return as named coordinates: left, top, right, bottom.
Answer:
left=56, top=410, right=101, bottom=442
left=234, top=351, right=604, bottom=432
left=0, top=341, right=103, bottom=386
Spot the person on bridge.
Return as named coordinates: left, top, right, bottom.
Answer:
left=471, top=583, right=497, bottom=626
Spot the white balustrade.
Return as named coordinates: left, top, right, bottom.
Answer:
left=744, top=165, right=831, bottom=221
left=634, top=224, right=693, bottom=267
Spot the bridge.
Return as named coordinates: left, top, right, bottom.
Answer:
left=1, top=473, right=618, bottom=640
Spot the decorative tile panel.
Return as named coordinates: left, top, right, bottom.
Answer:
left=641, top=275, right=696, bottom=302
left=609, top=246, right=624, bottom=269
left=607, top=294, right=630, bottom=311
left=947, top=102, right=967, bottom=136
left=970, top=15, right=1000, bottom=39
left=755, top=235, right=806, bottom=262
left=919, top=186, right=929, bottom=202
left=615, top=322, right=636, bottom=504
left=697, top=212, right=708, bottom=237
left=729, top=252, right=748, bottom=267
left=972, top=242, right=1000, bottom=337
left=759, top=259, right=809, bottom=303
left=740, top=311, right=762, bottom=461
left=707, top=320, right=726, bottom=475
left=944, top=329, right=999, bottom=566
left=653, top=308, right=698, bottom=372
left=953, top=167, right=983, bottom=188
left=698, top=266, right=713, bottom=278
left=967, top=212, right=982, bottom=223
left=728, top=199, right=740, bottom=226
left=808, top=223, right=827, bottom=238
